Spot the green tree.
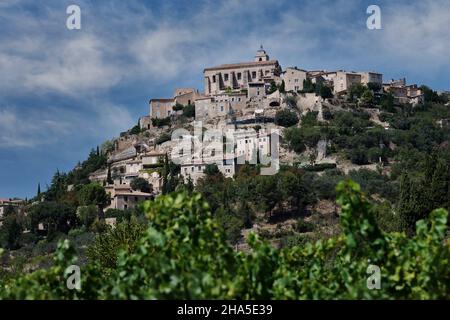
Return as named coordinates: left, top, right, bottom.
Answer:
left=130, top=177, right=152, bottom=193
left=77, top=205, right=98, bottom=229
left=78, top=184, right=110, bottom=219
left=274, top=110, right=299, bottom=127
left=29, top=202, right=77, bottom=236
left=87, top=219, right=146, bottom=269
left=319, top=85, right=333, bottom=99
left=360, top=89, right=374, bottom=105
left=183, top=104, right=195, bottom=118
left=0, top=214, right=23, bottom=249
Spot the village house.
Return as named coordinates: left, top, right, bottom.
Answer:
left=282, top=67, right=307, bottom=92
left=383, top=78, right=424, bottom=105
left=195, top=92, right=247, bottom=120
left=105, top=184, right=152, bottom=211
left=359, top=71, right=383, bottom=86
left=180, top=156, right=236, bottom=185
left=150, top=98, right=176, bottom=119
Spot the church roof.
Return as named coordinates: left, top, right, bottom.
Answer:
left=204, top=60, right=279, bottom=72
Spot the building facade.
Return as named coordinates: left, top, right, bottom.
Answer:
left=283, top=67, right=307, bottom=92
left=203, top=47, right=281, bottom=96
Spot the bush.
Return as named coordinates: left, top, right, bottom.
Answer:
left=151, top=117, right=171, bottom=127
left=77, top=205, right=98, bottom=229
left=183, top=104, right=195, bottom=118
left=129, top=125, right=141, bottom=135
left=302, top=163, right=337, bottom=172
left=301, top=111, right=318, bottom=127
left=2, top=185, right=449, bottom=300
left=156, top=133, right=171, bottom=145
left=275, top=110, right=299, bottom=127
left=173, top=103, right=184, bottom=111
left=295, top=219, right=315, bottom=233
left=130, top=177, right=152, bottom=193
left=87, top=220, right=146, bottom=269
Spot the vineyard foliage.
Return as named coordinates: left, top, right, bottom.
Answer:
left=0, top=180, right=448, bottom=299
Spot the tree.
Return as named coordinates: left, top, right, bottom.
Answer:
left=348, top=83, right=366, bottom=102
left=183, top=104, right=195, bottom=118
left=29, top=202, right=77, bottom=236
left=381, top=93, right=395, bottom=112
left=87, top=219, right=146, bottom=269
left=302, top=78, right=315, bottom=93
left=360, top=89, right=374, bottom=105
left=129, top=125, right=141, bottom=135
left=78, top=184, right=110, bottom=220
left=319, top=85, right=333, bottom=99
left=274, top=110, right=299, bottom=127
left=1, top=185, right=450, bottom=299
left=106, top=166, right=113, bottom=185
left=37, top=183, right=41, bottom=198
left=367, top=82, right=382, bottom=92
left=45, top=170, right=68, bottom=202
left=279, top=80, right=285, bottom=93
left=204, top=163, right=221, bottom=176
left=77, top=205, right=98, bottom=229
left=268, top=80, right=278, bottom=94
left=0, top=214, right=23, bottom=249
left=130, top=177, right=152, bottom=193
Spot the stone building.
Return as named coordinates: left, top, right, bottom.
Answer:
left=383, top=78, right=424, bottom=106
left=359, top=72, right=383, bottom=86
left=195, top=92, right=246, bottom=120
left=203, top=47, right=282, bottom=96
left=149, top=98, right=175, bottom=119
left=105, top=184, right=152, bottom=210
left=283, top=67, right=307, bottom=92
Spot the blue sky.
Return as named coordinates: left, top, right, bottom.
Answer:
left=1, top=0, right=450, bottom=198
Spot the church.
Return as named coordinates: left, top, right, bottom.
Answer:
left=203, top=46, right=282, bottom=96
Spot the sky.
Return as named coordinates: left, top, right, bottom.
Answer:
left=1, top=0, right=450, bottom=199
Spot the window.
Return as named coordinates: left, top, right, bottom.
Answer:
left=191, top=167, right=194, bottom=172
left=124, top=204, right=128, bottom=210
left=197, top=166, right=201, bottom=171
left=237, top=73, right=242, bottom=80
left=212, top=75, right=216, bottom=83
left=224, top=73, right=229, bottom=81
left=124, top=196, right=128, bottom=202
left=221, top=106, right=224, bottom=112
left=252, top=71, right=257, bottom=78
left=135, top=197, right=138, bottom=202
left=211, top=150, right=215, bottom=156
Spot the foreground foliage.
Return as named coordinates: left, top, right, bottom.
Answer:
left=0, top=181, right=448, bottom=299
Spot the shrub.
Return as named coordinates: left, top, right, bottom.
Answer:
left=156, top=133, right=171, bottom=145
left=1, top=184, right=449, bottom=299
left=77, top=205, right=98, bottom=229
left=295, top=219, right=315, bottom=233
left=151, top=117, right=171, bottom=127
left=183, top=104, right=195, bottom=118
left=275, top=110, right=299, bottom=127
left=86, top=220, right=146, bottom=269
left=129, top=125, right=141, bottom=135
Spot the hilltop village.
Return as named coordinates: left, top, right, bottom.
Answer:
left=82, top=47, right=428, bottom=212
left=2, top=47, right=450, bottom=279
